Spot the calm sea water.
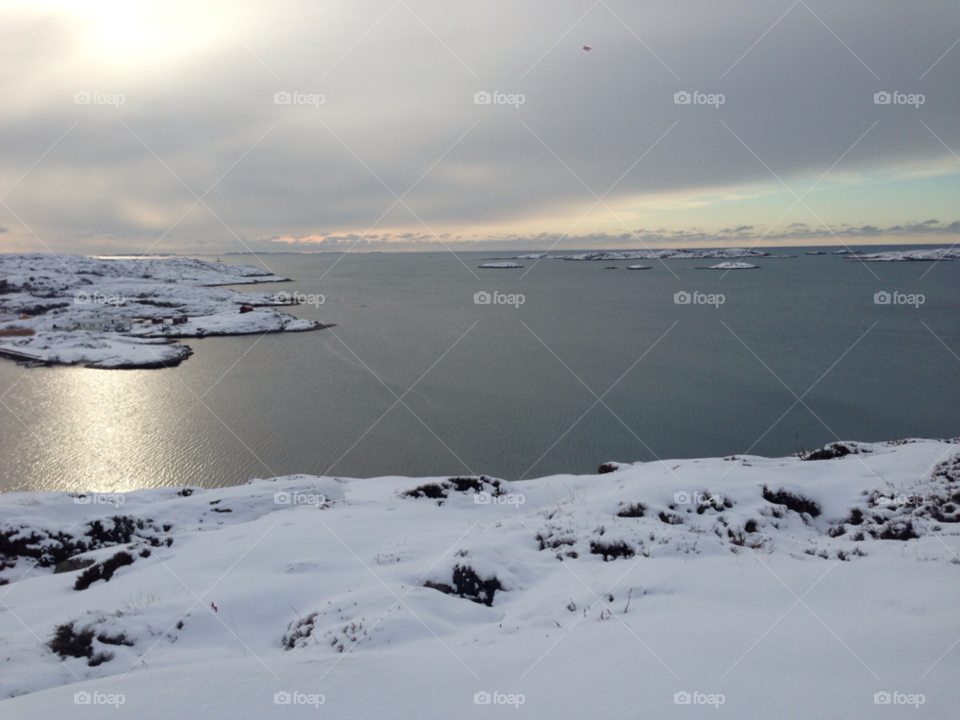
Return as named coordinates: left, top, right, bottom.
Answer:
left=1, top=247, right=957, bottom=493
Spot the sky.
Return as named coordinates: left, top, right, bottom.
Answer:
left=0, top=0, right=958, bottom=254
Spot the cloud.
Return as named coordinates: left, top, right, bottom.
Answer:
left=0, top=1, right=958, bottom=253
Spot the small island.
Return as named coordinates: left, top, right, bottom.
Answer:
left=478, top=262, right=523, bottom=269
left=697, top=262, right=760, bottom=270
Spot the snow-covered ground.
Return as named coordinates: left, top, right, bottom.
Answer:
left=1, top=439, right=957, bottom=718
left=0, top=254, right=326, bottom=368
left=478, top=262, right=523, bottom=268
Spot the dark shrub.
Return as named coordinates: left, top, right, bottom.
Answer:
left=590, top=540, right=635, bottom=561
left=876, top=520, right=919, bottom=541
left=402, top=483, right=448, bottom=499
left=762, top=487, right=821, bottom=517
left=425, top=565, right=502, bottom=606
left=96, top=632, right=133, bottom=646
left=74, top=551, right=134, bottom=591
left=801, top=443, right=853, bottom=461
left=617, top=502, right=645, bottom=518
left=49, top=621, right=115, bottom=665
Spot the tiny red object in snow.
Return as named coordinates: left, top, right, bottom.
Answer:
left=583, top=46, right=591, bottom=51
left=211, top=602, right=218, bottom=612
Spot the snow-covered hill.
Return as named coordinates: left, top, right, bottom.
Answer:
left=0, top=439, right=958, bottom=718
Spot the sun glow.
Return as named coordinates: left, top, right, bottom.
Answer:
left=25, top=1, right=229, bottom=65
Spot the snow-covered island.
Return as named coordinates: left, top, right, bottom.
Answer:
left=851, top=248, right=960, bottom=262
left=516, top=248, right=792, bottom=261
left=0, top=254, right=328, bottom=369
left=478, top=262, right=523, bottom=268
left=0, top=438, right=957, bottom=718
left=697, top=262, right=760, bottom=270
left=626, top=264, right=652, bottom=270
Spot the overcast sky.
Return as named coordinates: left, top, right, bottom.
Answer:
left=1, top=0, right=958, bottom=254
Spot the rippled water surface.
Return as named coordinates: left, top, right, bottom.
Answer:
left=1, top=248, right=957, bottom=493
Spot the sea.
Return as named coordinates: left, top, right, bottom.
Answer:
left=0, top=246, right=957, bottom=493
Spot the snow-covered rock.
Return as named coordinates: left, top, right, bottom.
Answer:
left=478, top=262, right=523, bottom=268
left=853, top=248, right=960, bottom=262
left=0, top=254, right=328, bottom=368
left=700, top=262, right=760, bottom=270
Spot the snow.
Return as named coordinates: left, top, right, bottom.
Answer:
left=852, top=248, right=960, bottom=262
left=626, top=265, right=652, bottom=270
left=700, top=262, right=760, bottom=270
left=478, top=262, right=523, bottom=268
left=0, top=439, right=958, bottom=718
left=0, top=254, right=326, bottom=368
left=514, top=248, right=784, bottom=261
